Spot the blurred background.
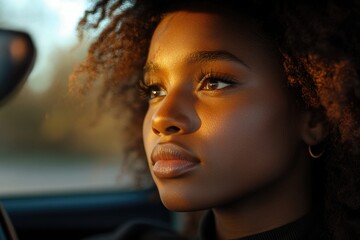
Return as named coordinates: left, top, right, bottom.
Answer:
left=0, top=0, right=144, bottom=196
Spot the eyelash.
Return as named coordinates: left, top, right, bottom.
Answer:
left=138, top=70, right=238, bottom=100
left=197, top=69, right=238, bottom=91
left=138, top=78, right=164, bottom=100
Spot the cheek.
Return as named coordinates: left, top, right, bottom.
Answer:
left=207, top=102, right=289, bottom=155
left=198, top=93, right=298, bottom=191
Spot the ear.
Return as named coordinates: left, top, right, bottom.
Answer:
left=301, top=109, right=329, bottom=145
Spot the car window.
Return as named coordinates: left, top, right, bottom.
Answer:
left=0, top=0, right=148, bottom=196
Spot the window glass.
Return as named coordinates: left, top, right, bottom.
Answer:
left=0, top=0, right=146, bottom=196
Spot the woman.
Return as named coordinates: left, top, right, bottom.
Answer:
left=72, top=0, right=360, bottom=239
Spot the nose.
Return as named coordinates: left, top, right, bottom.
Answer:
left=151, top=88, right=199, bottom=136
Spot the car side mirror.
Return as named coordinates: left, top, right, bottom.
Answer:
left=0, top=29, right=35, bottom=104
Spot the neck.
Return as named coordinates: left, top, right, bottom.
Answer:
left=213, top=156, right=312, bottom=240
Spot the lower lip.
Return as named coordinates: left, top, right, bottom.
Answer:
left=152, top=160, right=199, bottom=178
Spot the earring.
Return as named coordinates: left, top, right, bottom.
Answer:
left=308, top=145, right=324, bottom=158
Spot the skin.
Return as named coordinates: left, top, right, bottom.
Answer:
left=142, top=11, right=321, bottom=239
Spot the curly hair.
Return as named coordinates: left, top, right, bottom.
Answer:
left=71, top=0, right=360, bottom=239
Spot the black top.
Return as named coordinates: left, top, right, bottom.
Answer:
left=197, top=211, right=319, bottom=240
left=85, top=211, right=320, bottom=240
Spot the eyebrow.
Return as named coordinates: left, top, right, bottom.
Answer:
left=144, top=50, right=250, bottom=73
left=188, top=50, right=250, bottom=68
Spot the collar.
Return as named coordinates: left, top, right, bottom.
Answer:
left=197, top=211, right=318, bottom=240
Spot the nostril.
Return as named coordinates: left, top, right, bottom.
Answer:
left=152, top=126, right=181, bottom=135
left=152, top=128, right=160, bottom=135
left=165, top=126, right=181, bottom=134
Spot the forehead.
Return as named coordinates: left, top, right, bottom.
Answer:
left=147, top=11, right=278, bottom=74
left=148, top=11, right=245, bottom=58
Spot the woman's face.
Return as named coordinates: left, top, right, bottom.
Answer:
left=143, top=11, right=305, bottom=211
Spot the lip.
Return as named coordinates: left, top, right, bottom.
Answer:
left=151, top=143, right=200, bottom=179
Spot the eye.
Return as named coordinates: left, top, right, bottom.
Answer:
left=199, top=76, right=236, bottom=91
left=148, top=85, right=166, bottom=99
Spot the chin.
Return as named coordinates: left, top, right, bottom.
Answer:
left=157, top=187, right=213, bottom=212
left=160, top=194, right=195, bottom=212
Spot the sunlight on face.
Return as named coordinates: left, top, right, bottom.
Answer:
left=143, top=11, right=306, bottom=211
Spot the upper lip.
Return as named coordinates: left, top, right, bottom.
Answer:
left=151, top=143, right=199, bottom=165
